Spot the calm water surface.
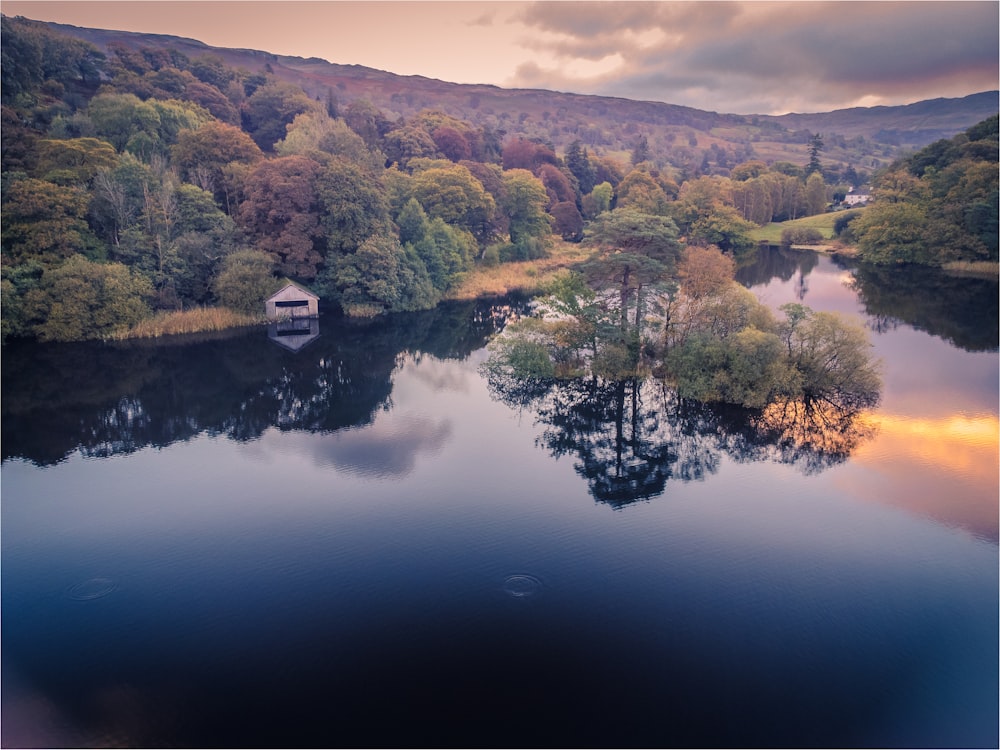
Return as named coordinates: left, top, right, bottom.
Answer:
left=3, top=248, right=997, bottom=748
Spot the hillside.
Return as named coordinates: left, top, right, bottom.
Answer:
left=44, top=19, right=998, bottom=176
left=763, top=92, right=1000, bottom=149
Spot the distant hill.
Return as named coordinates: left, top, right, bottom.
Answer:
left=763, top=92, right=1000, bottom=148
left=42, top=19, right=999, bottom=175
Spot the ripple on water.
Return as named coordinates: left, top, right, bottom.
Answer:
left=503, top=574, right=543, bottom=599
left=67, top=578, right=117, bottom=601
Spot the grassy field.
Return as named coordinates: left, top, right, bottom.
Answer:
left=749, top=211, right=852, bottom=244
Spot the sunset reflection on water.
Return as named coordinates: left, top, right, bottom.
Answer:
left=847, top=412, right=999, bottom=541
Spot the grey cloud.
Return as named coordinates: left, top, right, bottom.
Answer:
left=518, top=1, right=742, bottom=38
left=467, top=10, right=496, bottom=27
left=510, top=1, right=998, bottom=113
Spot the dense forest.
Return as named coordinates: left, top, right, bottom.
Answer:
left=1, top=16, right=996, bottom=344
left=849, top=116, right=999, bottom=265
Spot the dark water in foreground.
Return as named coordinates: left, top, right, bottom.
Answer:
left=3, top=249, right=998, bottom=748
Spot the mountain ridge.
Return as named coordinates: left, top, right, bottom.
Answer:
left=34, top=17, right=1000, bottom=169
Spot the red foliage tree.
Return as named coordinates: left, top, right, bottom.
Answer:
left=238, top=155, right=325, bottom=279
left=432, top=126, right=471, bottom=162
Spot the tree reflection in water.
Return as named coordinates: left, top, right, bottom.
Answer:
left=1, top=298, right=529, bottom=466
left=485, top=371, right=879, bottom=507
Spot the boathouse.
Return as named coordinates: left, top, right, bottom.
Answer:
left=265, top=282, right=319, bottom=321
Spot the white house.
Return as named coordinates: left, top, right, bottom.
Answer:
left=265, top=282, right=319, bottom=321
left=843, top=186, right=872, bottom=206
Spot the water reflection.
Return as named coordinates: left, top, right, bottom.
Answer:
left=264, top=413, right=453, bottom=478
left=267, top=317, right=320, bottom=352
left=485, top=374, right=879, bottom=507
left=849, top=263, right=999, bottom=351
left=735, top=244, right=820, bottom=289
left=1, top=299, right=526, bottom=467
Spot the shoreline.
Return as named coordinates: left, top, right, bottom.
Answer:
left=33, top=242, right=1000, bottom=344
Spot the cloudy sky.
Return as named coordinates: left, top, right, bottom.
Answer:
left=5, top=1, right=998, bottom=114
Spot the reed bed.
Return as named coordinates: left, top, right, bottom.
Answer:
left=942, top=260, right=999, bottom=277
left=446, top=241, right=591, bottom=300
left=111, top=307, right=263, bottom=340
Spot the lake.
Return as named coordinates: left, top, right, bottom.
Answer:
left=3, top=247, right=997, bottom=748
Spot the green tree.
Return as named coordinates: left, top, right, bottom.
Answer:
left=500, top=168, right=551, bottom=254
left=242, top=80, right=319, bottom=151
left=806, top=133, right=823, bottom=175
left=315, top=156, right=392, bottom=256
left=617, top=169, right=671, bottom=215
left=171, top=183, right=238, bottom=303
left=213, top=249, right=275, bottom=315
left=782, top=306, right=881, bottom=410
left=83, top=92, right=161, bottom=153
left=565, top=139, right=596, bottom=195
left=325, top=233, right=436, bottom=315
left=34, top=137, right=118, bottom=185
left=687, top=205, right=757, bottom=255
left=409, top=163, right=496, bottom=242
left=669, top=327, right=791, bottom=408
left=588, top=181, right=614, bottom=216
left=852, top=202, right=942, bottom=265
left=383, top=124, right=440, bottom=169
left=583, top=209, right=682, bottom=354
left=631, top=134, right=650, bottom=166
left=275, top=110, right=377, bottom=169
left=343, top=99, right=392, bottom=153
left=1, top=176, right=102, bottom=267
left=410, top=218, right=476, bottom=290
left=805, top=172, right=827, bottom=215
left=22, top=256, right=153, bottom=341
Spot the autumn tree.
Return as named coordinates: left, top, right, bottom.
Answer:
left=529, top=163, right=570, bottom=210
left=502, top=137, right=558, bottom=172
left=238, top=155, right=325, bottom=279
left=432, top=125, right=471, bottom=162
left=551, top=201, right=584, bottom=242
left=172, top=121, right=263, bottom=212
